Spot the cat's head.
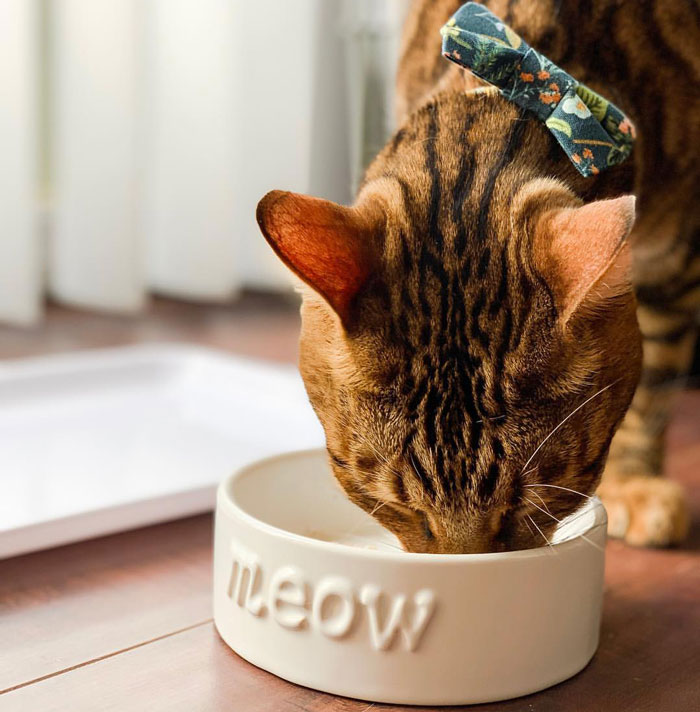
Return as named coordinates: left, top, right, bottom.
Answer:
left=257, top=91, right=641, bottom=553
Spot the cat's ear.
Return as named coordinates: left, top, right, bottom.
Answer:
left=256, top=190, right=379, bottom=325
left=536, top=195, right=636, bottom=323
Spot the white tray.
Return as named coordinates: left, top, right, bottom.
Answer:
left=0, top=344, right=324, bottom=559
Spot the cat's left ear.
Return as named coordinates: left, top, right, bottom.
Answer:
left=256, top=191, right=380, bottom=326
left=535, top=194, right=636, bottom=323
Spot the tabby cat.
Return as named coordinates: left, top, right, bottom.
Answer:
left=257, top=0, right=698, bottom=552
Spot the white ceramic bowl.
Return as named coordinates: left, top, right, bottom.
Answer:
left=213, top=449, right=607, bottom=706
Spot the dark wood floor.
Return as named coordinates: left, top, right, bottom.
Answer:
left=0, top=292, right=302, bottom=363
left=1, top=298, right=698, bottom=711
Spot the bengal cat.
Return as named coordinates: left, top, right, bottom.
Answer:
left=257, top=0, right=698, bottom=552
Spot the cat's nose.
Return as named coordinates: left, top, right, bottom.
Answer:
left=433, top=534, right=504, bottom=554
left=425, top=511, right=511, bottom=553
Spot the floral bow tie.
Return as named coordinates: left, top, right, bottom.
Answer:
left=440, top=2, right=636, bottom=177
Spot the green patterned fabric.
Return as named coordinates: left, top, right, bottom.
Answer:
left=440, top=2, right=636, bottom=177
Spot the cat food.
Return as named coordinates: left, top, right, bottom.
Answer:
left=213, top=449, right=607, bottom=705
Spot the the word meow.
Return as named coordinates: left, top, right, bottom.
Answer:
left=225, top=541, right=436, bottom=652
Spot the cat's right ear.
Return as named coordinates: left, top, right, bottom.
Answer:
left=517, top=179, right=637, bottom=324
left=537, top=195, right=636, bottom=324
left=256, top=191, right=379, bottom=326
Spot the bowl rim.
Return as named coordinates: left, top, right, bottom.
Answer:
left=217, top=448, right=607, bottom=565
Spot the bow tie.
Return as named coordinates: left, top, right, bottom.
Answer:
left=440, top=2, right=635, bottom=177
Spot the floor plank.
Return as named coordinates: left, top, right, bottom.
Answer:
left=1, top=623, right=375, bottom=712
left=0, top=293, right=301, bottom=364
left=0, top=515, right=213, bottom=692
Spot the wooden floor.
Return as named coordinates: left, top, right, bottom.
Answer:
left=0, top=293, right=302, bottom=363
left=1, top=299, right=698, bottom=711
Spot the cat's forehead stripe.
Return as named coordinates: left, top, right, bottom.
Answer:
left=368, top=100, right=546, bottom=501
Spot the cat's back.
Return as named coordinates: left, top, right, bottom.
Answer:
left=396, top=0, right=700, bottom=195
left=399, top=1, right=699, bottom=108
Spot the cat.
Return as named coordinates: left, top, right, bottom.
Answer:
left=256, top=0, right=698, bottom=552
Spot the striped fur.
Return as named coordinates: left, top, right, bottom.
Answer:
left=259, top=0, right=698, bottom=550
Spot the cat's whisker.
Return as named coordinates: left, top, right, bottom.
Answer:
left=525, top=483, right=594, bottom=500
left=527, top=488, right=552, bottom=515
left=525, top=494, right=602, bottom=532
left=519, top=379, right=621, bottom=475
left=376, top=540, right=405, bottom=552
left=335, top=496, right=394, bottom=543
left=527, top=514, right=555, bottom=553
left=525, top=492, right=600, bottom=536
left=475, top=414, right=506, bottom=424
left=525, top=497, right=558, bottom=520
left=364, top=439, right=392, bottom=468
left=525, top=498, right=605, bottom=552
left=352, top=467, right=387, bottom=481
left=522, top=513, right=536, bottom=539
left=369, top=499, right=390, bottom=517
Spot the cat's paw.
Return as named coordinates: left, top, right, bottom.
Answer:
left=597, top=476, right=689, bottom=547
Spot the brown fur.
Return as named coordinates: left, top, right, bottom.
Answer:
left=258, top=0, right=698, bottom=551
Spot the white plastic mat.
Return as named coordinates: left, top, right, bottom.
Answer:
left=0, top=345, right=324, bottom=558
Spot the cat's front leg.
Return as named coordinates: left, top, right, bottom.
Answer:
left=597, top=472, right=689, bottom=547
